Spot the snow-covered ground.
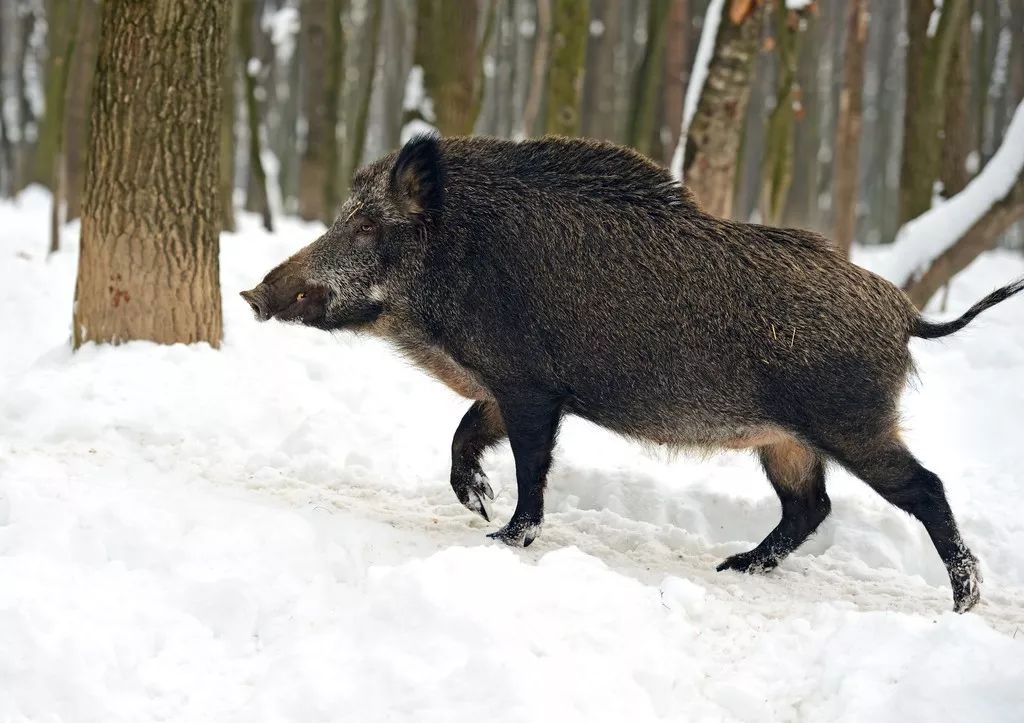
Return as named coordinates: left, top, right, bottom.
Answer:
left=2, top=188, right=1023, bottom=722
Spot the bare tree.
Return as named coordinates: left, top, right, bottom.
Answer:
left=520, top=0, right=552, bottom=138
left=238, top=0, right=273, bottom=232
left=73, top=0, right=228, bottom=348
left=684, top=0, right=766, bottom=219
left=656, top=0, right=690, bottom=166
left=832, top=0, right=869, bottom=255
left=626, top=0, right=670, bottom=157
left=898, top=0, right=969, bottom=225
left=544, top=0, right=589, bottom=136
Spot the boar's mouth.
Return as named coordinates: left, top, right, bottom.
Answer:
left=240, top=283, right=331, bottom=327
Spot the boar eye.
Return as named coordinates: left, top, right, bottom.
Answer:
left=359, top=222, right=375, bottom=234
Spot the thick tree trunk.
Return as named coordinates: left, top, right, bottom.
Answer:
left=416, top=0, right=485, bottom=136
left=73, top=0, right=227, bottom=349
left=832, top=0, right=868, bottom=255
left=684, top=0, right=766, bottom=219
left=898, top=0, right=969, bottom=225
left=544, top=0, right=589, bottom=136
left=626, top=0, right=670, bottom=157
left=62, top=0, right=101, bottom=221
left=656, top=0, right=690, bottom=167
left=238, top=0, right=273, bottom=232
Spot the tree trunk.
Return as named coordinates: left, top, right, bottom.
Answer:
left=416, top=0, right=485, bottom=136
left=831, top=0, right=868, bottom=255
left=219, top=0, right=238, bottom=233
left=340, top=0, right=383, bottom=198
left=520, top=0, right=552, bottom=138
left=684, top=0, right=765, bottom=219
left=656, top=0, right=690, bottom=167
left=940, top=7, right=972, bottom=198
left=49, top=0, right=83, bottom=253
left=238, top=0, right=273, bottom=232
left=298, top=0, right=335, bottom=223
left=759, top=2, right=808, bottom=226
left=31, top=0, right=73, bottom=190
left=898, top=0, right=969, bottom=225
left=62, top=0, right=101, bottom=221
left=543, top=0, right=589, bottom=136
left=626, top=0, right=670, bottom=157
left=73, top=0, right=227, bottom=349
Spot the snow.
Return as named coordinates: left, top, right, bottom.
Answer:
left=2, top=188, right=1024, bottom=721
left=871, top=100, right=1024, bottom=286
left=670, top=0, right=725, bottom=180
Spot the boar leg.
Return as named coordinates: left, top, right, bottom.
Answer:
left=450, top=400, right=506, bottom=520
left=717, top=438, right=831, bottom=574
left=486, top=394, right=562, bottom=547
left=830, top=434, right=981, bottom=613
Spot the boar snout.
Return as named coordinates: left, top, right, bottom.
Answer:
left=240, top=285, right=273, bottom=321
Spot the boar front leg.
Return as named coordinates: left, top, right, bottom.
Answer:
left=451, top=400, right=506, bottom=520
left=486, top=393, right=562, bottom=547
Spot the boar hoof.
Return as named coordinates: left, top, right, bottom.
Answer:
left=715, top=550, right=779, bottom=574
left=487, top=517, right=542, bottom=547
left=452, top=469, right=495, bottom=521
left=949, top=551, right=982, bottom=613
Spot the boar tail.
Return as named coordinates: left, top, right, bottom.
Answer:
left=912, top=277, right=1024, bottom=339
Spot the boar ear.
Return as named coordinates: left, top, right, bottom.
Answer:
left=389, top=133, right=444, bottom=220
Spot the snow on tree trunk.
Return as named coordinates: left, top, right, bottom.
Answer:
left=874, top=101, right=1024, bottom=308
left=672, top=0, right=763, bottom=219
left=72, top=0, right=228, bottom=349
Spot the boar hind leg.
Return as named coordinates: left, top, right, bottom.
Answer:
left=450, top=400, right=506, bottom=520
left=717, top=438, right=830, bottom=574
left=829, top=433, right=980, bottom=613
left=486, top=393, right=562, bottom=547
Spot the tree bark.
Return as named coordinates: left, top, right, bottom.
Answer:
left=49, top=0, right=83, bottom=253
left=73, top=0, right=227, bottom=349
left=62, top=0, right=101, bottom=221
left=759, top=2, right=808, bottom=226
left=340, top=0, right=383, bottom=198
left=239, top=0, right=273, bottom=232
left=31, top=0, right=73, bottom=190
left=898, top=0, right=969, bottom=225
left=626, top=0, right=670, bottom=157
left=219, top=0, right=238, bottom=233
left=520, top=0, right=552, bottom=138
left=543, top=0, right=589, bottom=136
left=415, top=0, right=486, bottom=136
left=298, top=0, right=334, bottom=223
left=832, top=0, right=868, bottom=255
left=656, top=0, right=690, bottom=167
left=684, top=0, right=766, bottom=219
left=940, top=7, right=972, bottom=198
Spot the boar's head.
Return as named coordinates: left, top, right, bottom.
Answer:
left=240, top=134, right=444, bottom=331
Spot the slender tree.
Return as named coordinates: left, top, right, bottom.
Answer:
left=759, top=1, right=810, bottom=226
left=73, top=0, right=229, bottom=348
left=626, top=0, right=670, bottom=157
left=340, top=0, right=383, bottom=198
left=684, top=0, right=766, bottom=219
left=832, top=0, right=868, bottom=255
left=898, top=0, right=969, bottom=224
left=544, top=0, right=589, bottom=136
left=31, top=0, right=72, bottom=190
left=219, top=0, right=238, bottom=233
left=520, top=0, right=552, bottom=138
left=656, top=0, right=690, bottom=166
left=238, top=0, right=273, bottom=231
left=62, top=0, right=101, bottom=221
left=940, top=7, right=972, bottom=199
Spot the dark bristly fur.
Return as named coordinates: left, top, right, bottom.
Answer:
left=242, top=134, right=1023, bottom=613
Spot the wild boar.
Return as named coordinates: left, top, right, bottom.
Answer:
left=242, top=134, right=1023, bottom=613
